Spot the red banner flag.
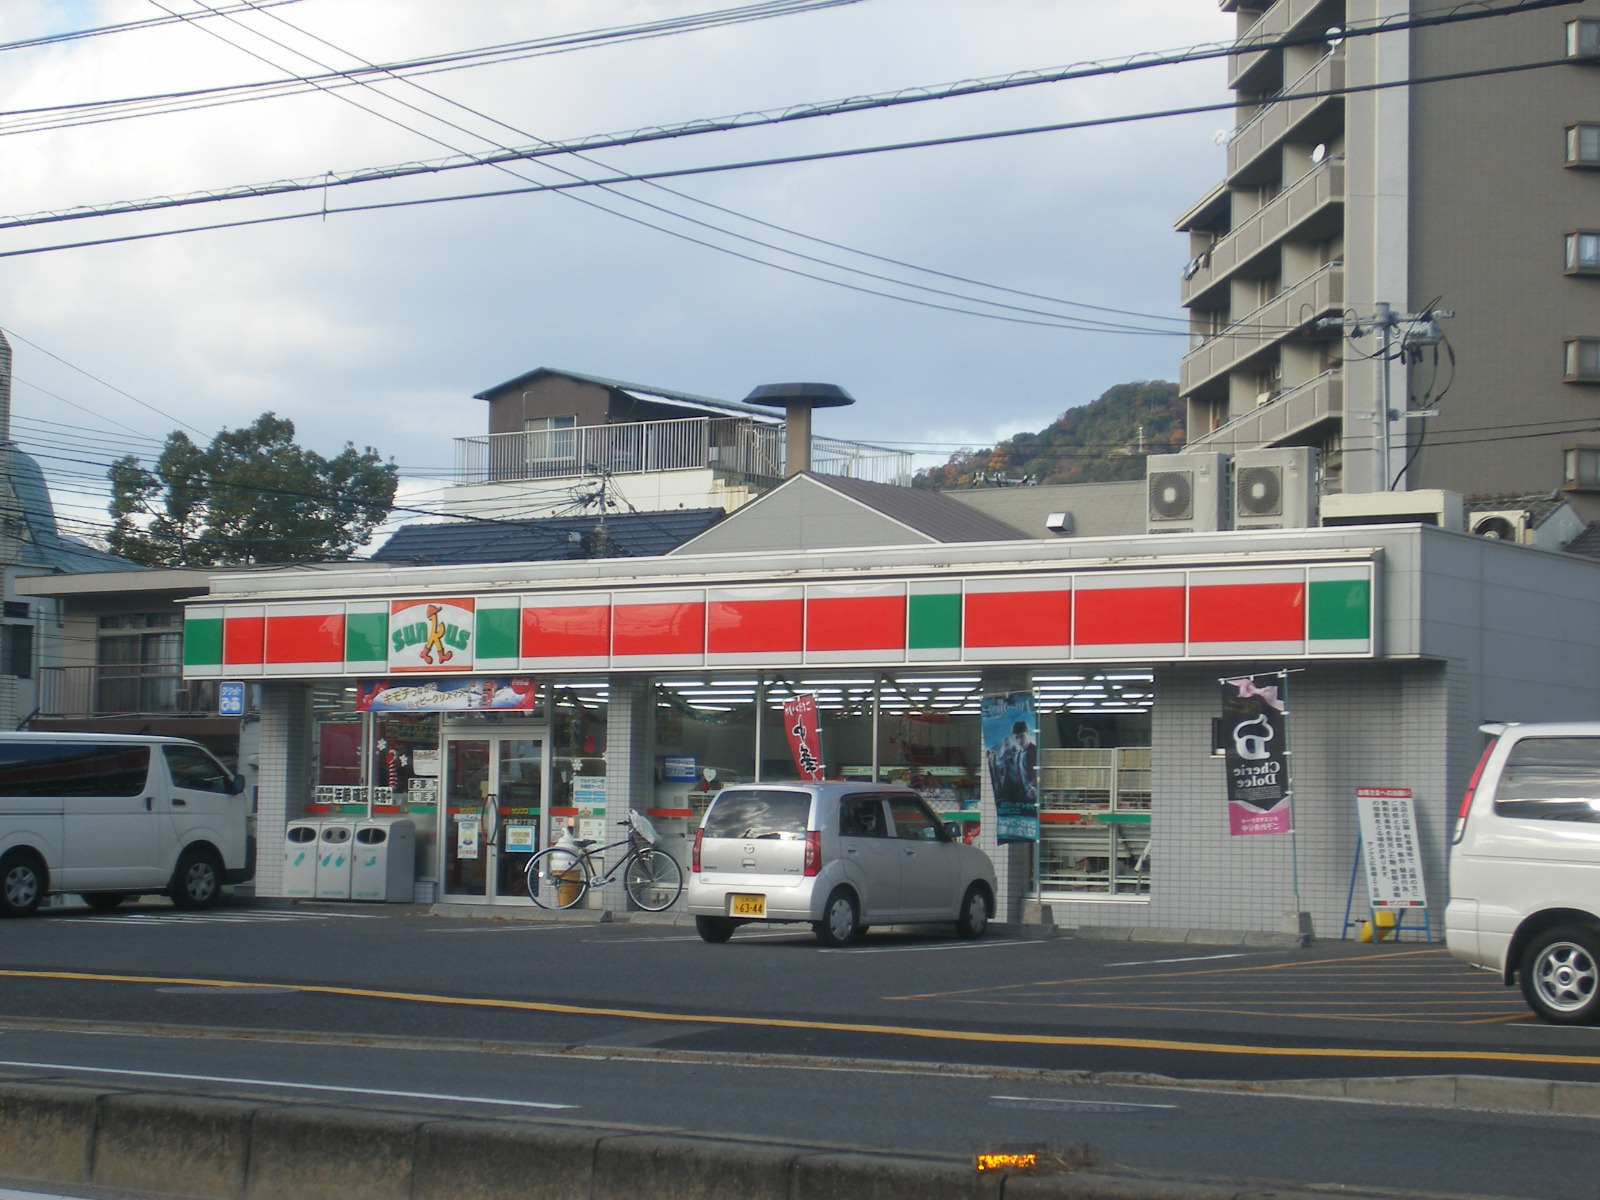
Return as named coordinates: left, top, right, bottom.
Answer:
left=782, top=693, right=825, bottom=780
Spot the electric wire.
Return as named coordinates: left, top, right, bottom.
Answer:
left=0, top=0, right=306, bottom=55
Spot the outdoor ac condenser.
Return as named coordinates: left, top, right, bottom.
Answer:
left=1470, top=510, right=1531, bottom=543
left=1232, top=447, right=1321, bottom=531
left=1146, top=452, right=1229, bottom=534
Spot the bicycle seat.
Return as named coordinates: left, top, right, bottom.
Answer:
left=576, top=839, right=597, bottom=848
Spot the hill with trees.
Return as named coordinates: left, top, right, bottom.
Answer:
left=912, top=380, right=1184, bottom=490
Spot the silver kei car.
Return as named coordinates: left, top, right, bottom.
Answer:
left=685, top=782, right=998, bottom=946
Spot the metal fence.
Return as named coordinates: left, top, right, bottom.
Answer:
left=454, top=417, right=912, bottom=487
left=37, top=666, right=222, bottom=718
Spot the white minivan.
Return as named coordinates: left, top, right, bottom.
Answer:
left=1446, top=722, right=1600, bottom=1024
left=0, top=733, right=253, bottom=917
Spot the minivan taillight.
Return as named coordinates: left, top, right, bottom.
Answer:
left=803, top=829, right=821, bottom=877
left=1454, top=739, right=1498, bottom=844
left=692, top=828, right=703, bottom=873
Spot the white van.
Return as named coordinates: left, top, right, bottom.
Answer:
left=1446, top=722, right=1600, bottom=1024
left=0, top=733, right=253, bottom=917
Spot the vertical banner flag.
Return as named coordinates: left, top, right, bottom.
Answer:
left=782, top=693, right=825, bottom=780
left=983, top=692, right=1040, bottom=843
left=1221, top=674, right=1291, bottom=835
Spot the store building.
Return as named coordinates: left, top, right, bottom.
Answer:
left=182, top=472, right=1600, bottom=935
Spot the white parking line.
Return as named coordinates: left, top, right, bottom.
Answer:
left=0, top=1058, right=577, bottom=1111
left=1108, top=952, right=1253, bottom=967
left=990, top=1094, right=1178, bottom=1112
left=820, top=941, right=1045, bottom=955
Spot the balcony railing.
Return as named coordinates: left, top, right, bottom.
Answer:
left=1181, top=260, right=1343, bottom=395
left=1182, top=158, right=1343, bottom=307
left=1187, top=369, right=1343, bottom=453
left=1229, top=0, right=1335, bottom=89
left=454, top=416, right=913, bottom=487
left=1227, top=51, right=1344, bottom=183
left=37, top=666, right=223, bottom=719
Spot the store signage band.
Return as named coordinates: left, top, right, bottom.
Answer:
left=182, top=564, right=1375, bottom=678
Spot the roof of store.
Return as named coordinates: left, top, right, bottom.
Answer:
left=370, top=507, right=727, bottom=566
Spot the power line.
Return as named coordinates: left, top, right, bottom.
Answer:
left=0, top=0, right=307, bottom=55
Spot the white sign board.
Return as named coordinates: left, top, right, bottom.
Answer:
left=1356, top=787, right=1427, bottom=908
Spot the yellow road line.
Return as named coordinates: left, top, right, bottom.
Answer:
left=3, top=967, right=1598, bottom=1067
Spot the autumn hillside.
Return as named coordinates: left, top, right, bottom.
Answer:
left=912, top=380, right=1184, bottom=490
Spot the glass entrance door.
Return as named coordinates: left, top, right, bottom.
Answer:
left=442, top=734, right=544, bottom=902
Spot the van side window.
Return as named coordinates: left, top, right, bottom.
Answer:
left=839, top=795, right=888, bottom=838
left=164, top=745, right=234, bottom=794
left=0, top=743, right=149, bottom=797
left=1494, top=737, right=1600, bottom=822
left=886, top=795, right=943, bottom=840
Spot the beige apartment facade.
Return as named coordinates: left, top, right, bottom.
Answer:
left=1178, top=0, right=1600, bottom=514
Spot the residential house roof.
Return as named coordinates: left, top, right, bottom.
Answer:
left=370, top=507, right=726, bottom=566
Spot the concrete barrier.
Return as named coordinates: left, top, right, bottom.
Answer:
left=0, top=1079, right=1490, bottom=1200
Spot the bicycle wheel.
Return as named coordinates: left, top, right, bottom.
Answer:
left=623, top=847, right=683, bottom=912
left=526, top=846, right=588, bottom=910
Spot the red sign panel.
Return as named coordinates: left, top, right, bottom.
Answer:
left=782, top=693, right=825, bottom=780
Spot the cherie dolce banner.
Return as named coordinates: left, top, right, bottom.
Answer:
left=1221, top=674, right=1291, bottom=836
left=782, top=693, right=825, bottom=780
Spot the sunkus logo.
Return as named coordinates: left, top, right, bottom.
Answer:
left=389, top=598, right=475, bottom=672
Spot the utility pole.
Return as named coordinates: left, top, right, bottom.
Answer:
left=1316, top=305, right=1450, bottom=492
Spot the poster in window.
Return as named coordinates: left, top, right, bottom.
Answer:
left=982, top=693, right=1039, bottom=843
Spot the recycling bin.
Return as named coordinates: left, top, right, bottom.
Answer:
left=314, top=821, right=355, bottom=899
left=351, top=819, right=416, bottom=903
left=283, top=821, right=320, bottom=898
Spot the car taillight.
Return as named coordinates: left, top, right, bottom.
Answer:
left=691, top=827, right=703, bottom=873
left=803, top=829, right=821, bottom=877
left=1454, top=739, right=1497, bottom=844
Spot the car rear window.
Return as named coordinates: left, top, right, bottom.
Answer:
left=703, top=789, right=812, bottom=839
left=1494, top=737, right=1600, bottom=822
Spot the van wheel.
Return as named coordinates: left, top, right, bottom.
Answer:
left=0, top=851, right=45, bottom=917
left=695, top=916, right=737, bottom=944
left=81, top=893, right=130, bottom=912
left=814, top=888, right=860, bottom=947
left=169, top=848, right=222, bottom=910
left=956, top=883, right=991, bottom=939
left=1520, top=926, right=1600, bottom=1024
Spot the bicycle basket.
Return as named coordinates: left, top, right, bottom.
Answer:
left=628, top=810, right=660, bottom=845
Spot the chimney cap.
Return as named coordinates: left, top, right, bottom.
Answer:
left=742, top=382, right=855, bottom=409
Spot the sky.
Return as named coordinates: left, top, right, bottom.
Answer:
left=0, top=0, right=1236, bottom=547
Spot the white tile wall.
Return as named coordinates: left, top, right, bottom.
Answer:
left=255, top=681, right=309, bottom=898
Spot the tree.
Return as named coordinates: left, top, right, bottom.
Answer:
left=108, top=413, right=399, bottom=566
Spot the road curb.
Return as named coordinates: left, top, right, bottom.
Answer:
left=0, top=1079, right=1488, bottom=1200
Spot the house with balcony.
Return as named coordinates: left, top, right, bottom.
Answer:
left=443, top=368, right=912, bottom=521
left=1176, top=0, right=1600, bottom=512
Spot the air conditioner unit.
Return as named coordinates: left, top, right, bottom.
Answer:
left=1233, top=447, right=1321, bottom=531
left=1320, top=489, right=1466, bottom=532
left=1470, top=509, right=1531, bottom=543
left=1146, top=452, right=1229, bottom=534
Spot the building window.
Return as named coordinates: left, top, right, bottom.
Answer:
left=2, top=624, right=32, bottom=680
left=96, top=613, right=181, bottom=713
left=1566, top=123, right=1600, bottom=167
left=1566, top=339, right=1600, bottom=381
left=1568, top=232, right=1600, bottom=274
left=524, top=415, right=577, bottom=462
left=1568, top=19, right=1600, bottom=59
left=1564, top=445, right=1600, bottom=489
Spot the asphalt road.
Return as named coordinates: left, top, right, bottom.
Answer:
left=1, top=899, right=1598, bottom=1199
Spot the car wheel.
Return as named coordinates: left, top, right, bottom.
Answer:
left=169, top=847, right=223, bottom=910
left=1520, top=926, right=1600, bottom=1024
left=0, top=851, right=44, bottom=917
left=955, top=883, right=990, bottom=939
left=695, top=915, right=737, bottom=944
left=814, top=887, right=860, bottom=947
left=81, top=892, right=130, bottom=912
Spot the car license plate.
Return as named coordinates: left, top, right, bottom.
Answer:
left=730, top=893, right=766, bottom=917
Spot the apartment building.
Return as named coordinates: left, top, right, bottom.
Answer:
left=1177, top=0, right=1600, bottom=515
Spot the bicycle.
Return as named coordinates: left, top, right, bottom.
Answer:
left=525, top=809, right=684, bottom=912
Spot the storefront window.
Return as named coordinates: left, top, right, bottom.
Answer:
left=653, top=677, right=756, bottom=821
left=876, top=673, right=983, bottom=839
left=552, top=681, right=607, bottom=842
left=763, top=674, right=876, bottom=783
left=309, top=682, right=364, bottom=814
left=1034, top=671, right=1153, bottom=897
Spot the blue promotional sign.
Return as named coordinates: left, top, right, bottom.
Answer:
left=982, top=692, right=1039, bottom=843
left=218, top=681, right=246, bottom=717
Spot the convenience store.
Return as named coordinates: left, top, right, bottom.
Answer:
left=182, top=512, right=1600, bottom=936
